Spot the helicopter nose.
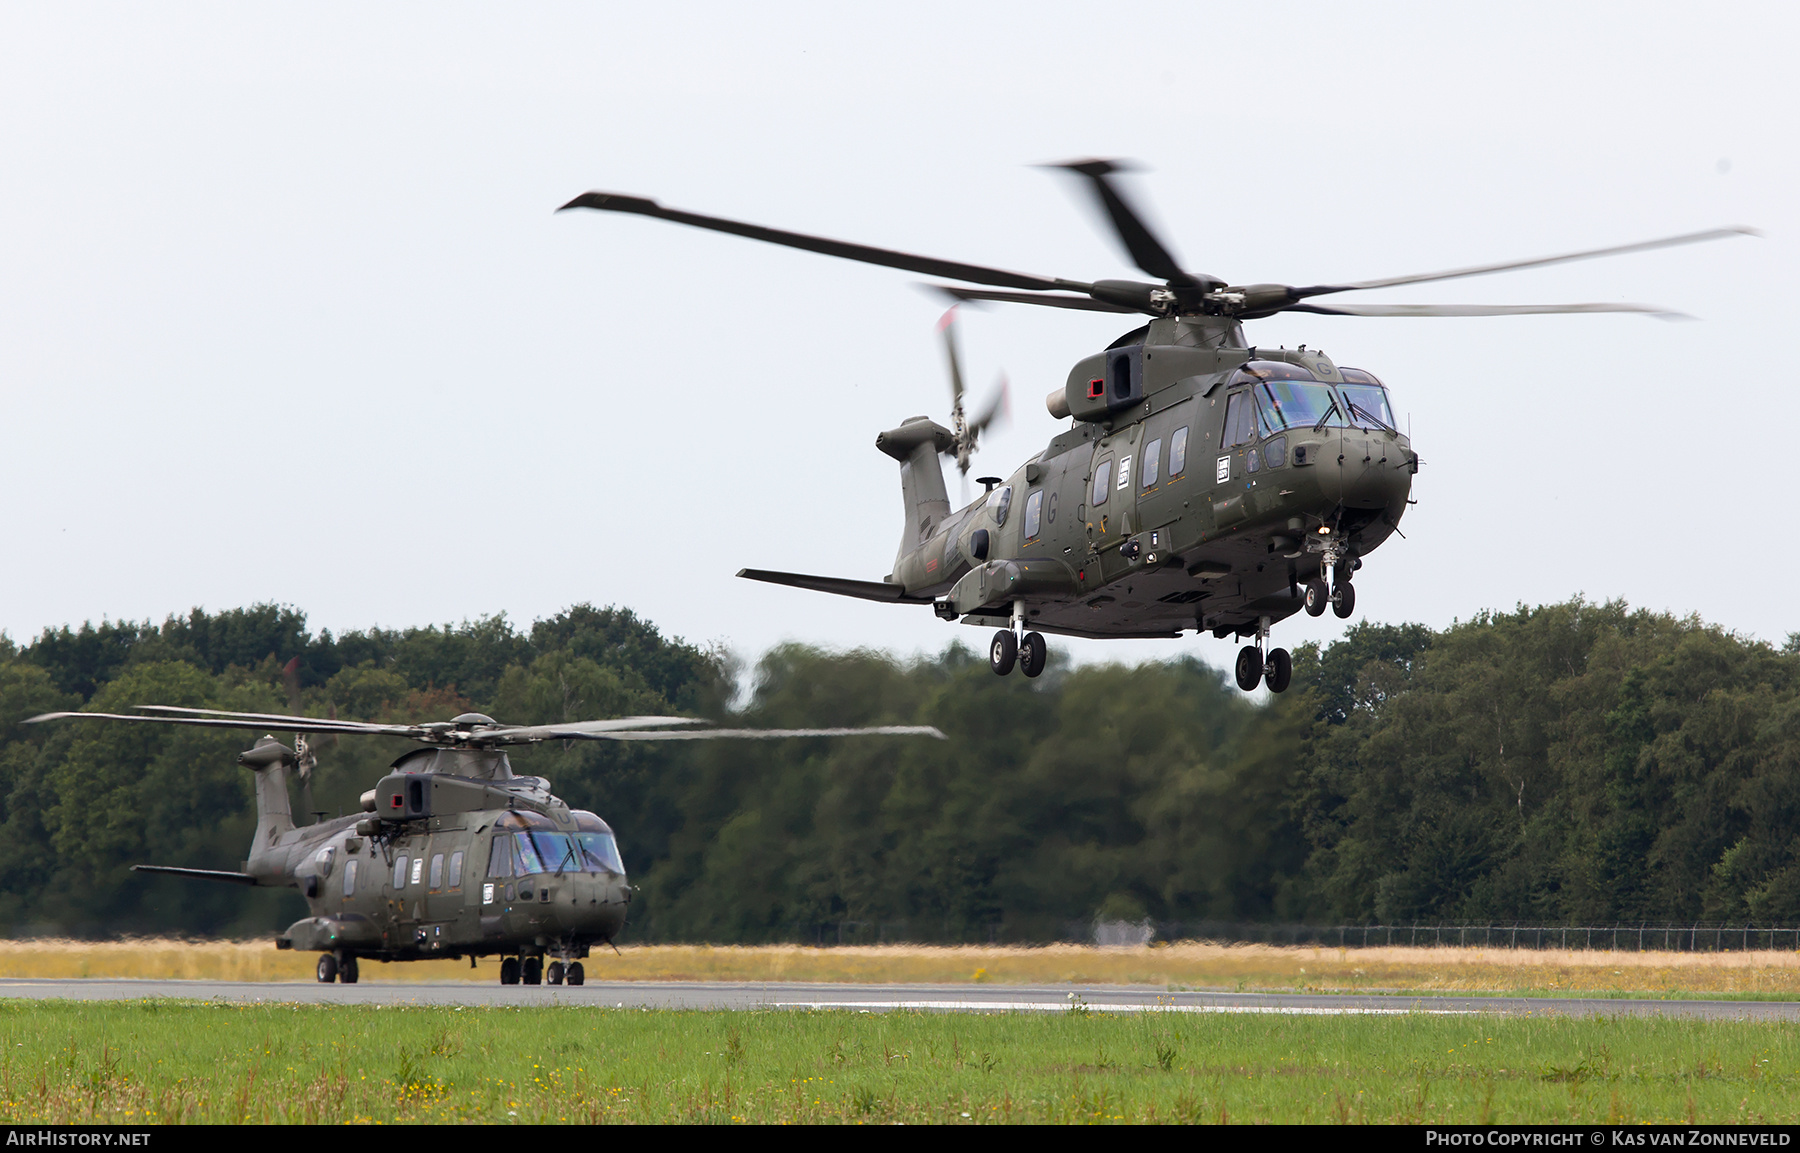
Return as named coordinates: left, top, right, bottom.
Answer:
left=1322, top=430, right=1413, bottom=511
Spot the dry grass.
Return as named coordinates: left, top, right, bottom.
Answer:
left=2, top=937, right=1799, bottom=996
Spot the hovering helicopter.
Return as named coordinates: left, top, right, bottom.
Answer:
left=29, top=706, right=942, bottom=984
left=560, top=162, right=1753, bottom=693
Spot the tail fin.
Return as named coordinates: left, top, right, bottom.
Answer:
left=875, top=417, right=955, bottom=565
left=238, top=737, right=297, bottom=872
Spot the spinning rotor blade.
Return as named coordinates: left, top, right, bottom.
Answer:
left=27, top=707, right=424, bottom=739
left=457, top=717, right=709, bottom=744
left=1047, top=159, right=1201, bottom=287
left=559, top=191, right=1081, bottom=294
left=1282, top=301, right=1685, bottom=318
left=577, top=726, right=947, bottom=741
left=927, top=285, right=1138, bottom=313
left=1289, top=227, right=1759, bottom=299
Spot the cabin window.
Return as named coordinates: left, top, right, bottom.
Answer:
left=392, top=855, right=409, bottom=891
left=342, top=859, right=358, bottom=899
left=578, top=832, right=627, bottom=875
left=1222, top=391, right=1258, bottom=448
left=410, top=858, right=424, bottom=886
left=1022, top=490, right=1044, bottom=541
left=1170, top=427, right=1189, bottom=477
left=486, top=838, right=513, bottom=879
left=992, top=486, right=1012, bottom=527
left=1264, top=436, right=1288, bottom=469
left=429, top=853, right=444, bottom=891
left=1091, top=458, right=1114, bottom=506
left=1141, top=439, right=1161, bottom=490
left=449, top=850, right=464, bottom=890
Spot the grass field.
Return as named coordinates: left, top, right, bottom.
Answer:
left=4, top=938, right=1800, bottom=998
left=1, top=1000, right=1797, bottom=1124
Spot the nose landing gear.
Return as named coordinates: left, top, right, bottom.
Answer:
left=1305, top=531, right=1361, bottom=620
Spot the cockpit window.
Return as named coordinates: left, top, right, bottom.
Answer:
left=1339, top=369, right=1396, bottom=431
left=992, top=486, right=1012, bottom=527
left=577, top=832, right=626, bottom=875
left=1252, top=380, right=1344, bottom=432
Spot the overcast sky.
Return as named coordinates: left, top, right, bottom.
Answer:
left=0, top=3, right=1791, bottom=681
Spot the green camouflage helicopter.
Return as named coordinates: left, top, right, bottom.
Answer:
left=29, top=706, right=941, bottom=984
left=561, top=161, right=1751, bottom=693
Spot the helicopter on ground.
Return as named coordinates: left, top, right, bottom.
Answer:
left=29, top=706, right=941, bottom=984
left=561, top=162, right=1752, bottom=693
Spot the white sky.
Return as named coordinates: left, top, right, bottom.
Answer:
left=0, top=2, right=1791, bottom=678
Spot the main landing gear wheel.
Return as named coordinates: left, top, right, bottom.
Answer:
left=523, top=956, right=543, bottom=986
left=547, top=961, right=565, bottom=986
left=567, top=962, right=585, bottom=986
left=1305, top=579, right=1329, bottom=617
left=339, top=955, right=359, bottom=984
left=1235, top=645, right=1264, bottom=692
left=989, top=629, right=1017, bottom=676
left=316, top=954, right=337, bottom=983
left=1332, top=581, right=1356, bottom=619
left=1019, top=631, right=1047, bottom=678
left=500, top=957, right=520, bottom=985
left=1264, top=648, right=1292, bottom=694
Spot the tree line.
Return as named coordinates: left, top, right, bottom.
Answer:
left=2, top=598, right=1796, bottom=941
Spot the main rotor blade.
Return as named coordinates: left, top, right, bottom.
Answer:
left=1293, top=227, right=1758, bottom=298
left=25, top=709, right=426, bottom=739
left=1282, top=301, right=1686, bottom=318
left=576, top=726, right=947, bottom=741
left=927, top=285, right=1139, bottom=314
left=132, top=704, right=425, bottom=736
left=560, top=191, right=1083, bottom=294
left=471, top=717, right=709, bottom=744
left=1047, top=159, right=1199, bottom=287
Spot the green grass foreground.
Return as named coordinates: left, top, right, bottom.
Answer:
left=1, top=1000, right=1797, bottom=1124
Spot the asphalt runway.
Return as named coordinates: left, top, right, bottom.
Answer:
left=1, top=978, right=1795, bottom=1019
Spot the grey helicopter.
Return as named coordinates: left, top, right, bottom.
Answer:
left=29, top=705, right=941, bottom=984
left=560, top=160, right=1753, bottom=692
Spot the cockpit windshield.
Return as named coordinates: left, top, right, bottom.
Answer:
left=505, top=830, right=625, bottom=876
left=1253, top=380, right=1344, bottom=432
left=1338, top=368, right=1397, bottom=432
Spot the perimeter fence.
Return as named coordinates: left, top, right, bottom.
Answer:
left=1137, top=922, right=1800, bottom=952
left=777, top=920, right=1800, bottom=952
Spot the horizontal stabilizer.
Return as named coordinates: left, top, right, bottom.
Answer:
left=132, top=864, right=258, bottom=886
left=738, top=568, right=933, bottom=605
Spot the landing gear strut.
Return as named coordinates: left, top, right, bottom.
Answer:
left=1234, top=616, right=1292, bottom=694
left=990, top=601, right=1047, bottom=679
left=1305, top=529, right=1360, bottom=621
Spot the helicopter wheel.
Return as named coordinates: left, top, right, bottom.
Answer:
left=499, top=957, right=520, bottom=985
left=1019, top=631, right=1047, bottom=678
left=1234, top=645, right=1264, bottom=692
left=523, top=956, right=543, bottom=986
left=547, top=961, right=565, bottom=986
left=1332, top=580, right=1357, bottom=619
left=989, top=629, right=1017, bottom=676
left=567, top=962, right=585, bottom=987
left=1304, top=578, right=1330, bottom=617
left=316, top=954, right=337, bottom=984
left=338, top=954, right=359, bottom=985
left=1265, top=648, right=1292, bottom=694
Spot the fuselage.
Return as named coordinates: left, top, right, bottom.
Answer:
left=892, top=320, right=1416, bottom=640
left=274, top=750, right=630, bottom=964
